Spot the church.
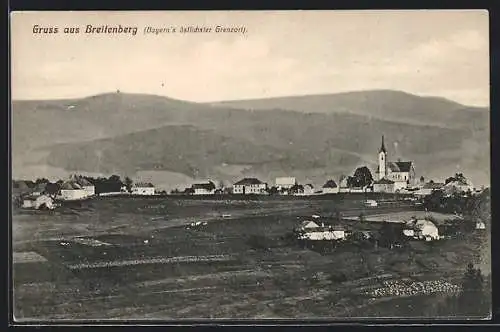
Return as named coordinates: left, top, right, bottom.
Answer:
left=374, top=136, right=416, bottom=192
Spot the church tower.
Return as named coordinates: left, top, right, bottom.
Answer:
left=378, top=135, right=387, bottom=180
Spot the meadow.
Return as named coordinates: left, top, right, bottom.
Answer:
left=12, top=196, right=489, bottom=320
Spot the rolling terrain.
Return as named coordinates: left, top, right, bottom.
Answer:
left=12, top=90, right=490, bottom=188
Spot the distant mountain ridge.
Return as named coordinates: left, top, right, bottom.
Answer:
left=12, top=90, right=490, bottom=187
left=209, top=89, right=488, bottom=129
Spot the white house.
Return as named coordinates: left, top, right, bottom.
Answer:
left=275, top=177, right=297, bottom=190
left=233, top=178, right=267, bottom=194
left=75, top=177, right=95, bottom=197
left=322, top=179, right=339, bottom=194
left=191, top=181, right=216, bottom=195
left=132, top=182, right=156, bottom=196
left=298, top=225, right=347, bottom=241
left=414, top=220, right=440, bottom=241
left=303, top=184, right=315, bottom=195
left=376, top=136, right=416, bottom=191
left=59, top=181, right=88, bottom=201
left=293, top=183, right=314, bottom=196
left=22, top=194, right=55, bottom=210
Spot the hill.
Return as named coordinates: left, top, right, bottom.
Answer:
left=209, top=90, right=489, bottom=130
left=12, top=91, right=490, bottom=188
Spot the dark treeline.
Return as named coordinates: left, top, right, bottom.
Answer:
left=423, top=188, right=490, bottom=229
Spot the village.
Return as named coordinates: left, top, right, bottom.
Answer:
left=12, top=136, right=482, bottom=207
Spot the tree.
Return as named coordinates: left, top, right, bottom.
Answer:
left=350, top=166, right=373, bottom=188
left=457, top=263, right=489, bottom=316
left=35, top=178, right=50, bottom=185
left=124, top=176, right=133, bottom=192
left=267, top=186, right=279, bottom=195
left=45, top=182, right=61, bottom=199
left=379, top=223, right=401, bottom=249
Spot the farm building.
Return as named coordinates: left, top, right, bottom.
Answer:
left=59, top=181, right=88, bottom=201
left=132, top=182, right=155, bottom=195
left=22, top=194, right=55, bottom=210
left=191, top=181, right=216, bottom=195
left=303, top=184, right=315, bottom=195
left=292, top=183, right=315, bottom=196
left=75, top=177, right=95, bottom=197
left=322, top=179, right=339, bottom=194
left=403, top=219, right=440, bottom=241
left=275, top=177, right=297, bottom=190
left=232, top=178, right=267, bottom=194
left=297, top=225, right=347, bottom=241
left=373, top=178, right=395, bottom=193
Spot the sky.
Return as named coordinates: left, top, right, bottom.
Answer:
left=10, top=10, right=489, bottom=106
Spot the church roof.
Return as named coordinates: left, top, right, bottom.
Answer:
left=388, top=161, right=413, bottom=172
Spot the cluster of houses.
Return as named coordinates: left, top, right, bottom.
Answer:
left=15, top=176, right=160, bottom=209
left=180, top=177, right=341, bottom=196
left=294, top=214, right=441, bottom=244
left=179, top=136, right=477, bottom=197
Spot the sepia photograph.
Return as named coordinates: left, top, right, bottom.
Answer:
left=10, top=10, right=491, bottom=321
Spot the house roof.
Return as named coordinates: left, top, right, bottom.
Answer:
left=134, top=182, right=155, bottom=188
left=192, top=181, right=216, bottom=190
left=415, top=219, right=438, bottom=230
left=323, top=180, right=338, bottom=188
left=299, top=220, right=320, bottom=228
left=388, top=161, right=413, bottom=173
left=76, top=178, right=93, bottom=186
left=60, top=181, right=83, bottom=190
left=234, top=178, right=264, bottom=185
left=374, top=178, right=395, bottom=185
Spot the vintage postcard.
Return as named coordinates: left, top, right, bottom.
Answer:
left=10, top=10, right=491, bottom=322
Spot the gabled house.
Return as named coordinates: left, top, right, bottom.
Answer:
left=59, top=181, right=88, bottom=201
left=191, top=181, right=216, bottom=195
left=21, top=194, right=55, bottom=210
left=132, top=182, right=155, bottom=196
left=233, top=178, right=267, bottom=194
left=75, top=177, right=95, bottom=197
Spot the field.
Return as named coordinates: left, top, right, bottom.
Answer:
left=12, top=196, right=489, bottom=321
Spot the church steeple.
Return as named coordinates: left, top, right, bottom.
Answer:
left=378, top=135, right=387, bottom=180
left=379, top=135, right=387, bottom=153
